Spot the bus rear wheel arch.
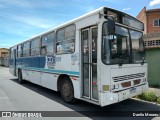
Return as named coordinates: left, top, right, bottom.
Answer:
left=18, top=69, right=24, bottom=84
left=58, top=75, right=76, bottom=103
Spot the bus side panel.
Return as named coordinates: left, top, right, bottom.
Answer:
left=71, top=78, right=81, bottom=99
left=39, top=56, right=45, bottom=68
left=16, top=58, right=21, bottom=66
left=29, top=57, right=40, bottom=68
left=22, top=69, right=30, bottom=81
left=41, top=72, right=58, bottom=91
left=21, top=57, right=42, bottom=85
left=25, top=70, right=41, bottom=85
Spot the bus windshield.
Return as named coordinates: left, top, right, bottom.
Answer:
left=102, top=22, right=145, bottom=65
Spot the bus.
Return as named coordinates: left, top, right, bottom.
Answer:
left=9, top=7, right=148, bottom=107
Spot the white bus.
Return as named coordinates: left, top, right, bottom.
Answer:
left=9, top=7, right=148, bottom=106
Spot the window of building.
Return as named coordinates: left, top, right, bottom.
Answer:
left=41, top=32, right=55, bottom=55
left=31, top=38, right=40, bottom=56
left=23, top=42, right=30, bottom=57
left=17, top=45, right=22, bottom=57
left=56, top=24, right=75, bottom=54
left=153, top=19, right=160, bottom=27
left=144, top=40, right=160, bottom=47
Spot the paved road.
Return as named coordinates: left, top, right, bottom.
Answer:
left=0, top=67, right=160, bottom=120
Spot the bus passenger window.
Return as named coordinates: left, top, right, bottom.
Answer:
left=56, top=24, right=75, bottom=54
left=23, top=42, right=30, bottom=57
left=31, top=38, right=40, bottom=56
left=41, top=32, right=55, bottom=55
left=17, top=45, right=22, bottom=57
left=41, top=46, right=46, bottom=55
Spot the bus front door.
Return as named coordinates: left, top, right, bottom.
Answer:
left=81, top=26, right=98, bottom=101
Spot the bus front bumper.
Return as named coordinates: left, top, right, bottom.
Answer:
left=100, top=82, right=148, bottom=107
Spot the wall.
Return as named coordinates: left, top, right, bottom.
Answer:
left=0, top=57, right=9, bottom=67
left=146, top=48, right=160, bottom=87
left=136, top=7, right=147, bottom=34
left=136, top=8, right=160, bottom=34
left=147, top=10, right=160, bottom=33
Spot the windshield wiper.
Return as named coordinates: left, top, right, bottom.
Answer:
left=141, top=52, right=146, bottom=65
left=119, top=57, right=124, bottom=66
left=141, top=57, right=145, bottom=65
left=118, top=49, right=129, bottom=66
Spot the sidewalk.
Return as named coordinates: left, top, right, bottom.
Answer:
left=148, top=87, right=160, bottom=97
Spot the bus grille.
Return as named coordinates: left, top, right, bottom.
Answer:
left=112, top=73, right=145, bottom=82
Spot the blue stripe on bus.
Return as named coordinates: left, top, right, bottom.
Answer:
left=9, top=57, right=46, bottom=68
left=9, top=57, right=79, bottom=76
left=19, top=67, right=79, bottom=77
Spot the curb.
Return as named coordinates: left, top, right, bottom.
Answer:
left=132, top=98, right=160, bottom=106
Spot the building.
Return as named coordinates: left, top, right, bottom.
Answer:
left=0, top=48, right=9, bottom=67
left=137, top=7, right=160, bottom=87
left=137, top=7, right=160, bottom=48
left=0, top=48, right=9, bottom=57
left=137, top=7, right=160, bottom=34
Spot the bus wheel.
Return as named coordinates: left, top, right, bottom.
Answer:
left=60, top=77, right=75, bottom=103
left=18, top=70, right=24, bottom=84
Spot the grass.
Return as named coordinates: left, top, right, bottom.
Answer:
left=135, top=91, right=160, bottom=104
left=157, top=97, right=160, bottom=104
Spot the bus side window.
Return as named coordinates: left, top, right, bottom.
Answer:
left=41, top=32, right=55, bottom=55
left=56, top=24, right=75, bottom=54
left=41, top=46, right=46, bottom=55
left=17, top=45, right=22, bottom=58
left=31, top=38, right=40, bottom=56
left=23, top=42, right=30, bottom=57
left=57, top=29, right=65, bottom=54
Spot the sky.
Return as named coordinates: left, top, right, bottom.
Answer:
left=0, top=0, right=160, bottom=48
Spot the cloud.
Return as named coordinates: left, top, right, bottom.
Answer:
left=122, top=7, right=131, bottom=11
left=0, top=0, right=33, bottom=8
left=149, top=0, right=160, bottom=6
left=0, top=0, right=61, bottom=9
left=0, top=13, right=53, bottom=29
left=13, top=16, right=53, bottom=29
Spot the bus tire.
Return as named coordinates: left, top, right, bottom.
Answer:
left=60, top=77, right=76, bottom=103
left=18, top=70, right=24, bottom=84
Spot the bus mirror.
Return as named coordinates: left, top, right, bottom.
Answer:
left=108, top=17, right=115, bottom=34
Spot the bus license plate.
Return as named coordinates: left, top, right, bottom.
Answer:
left=130, top=87, right=136, bottom=94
